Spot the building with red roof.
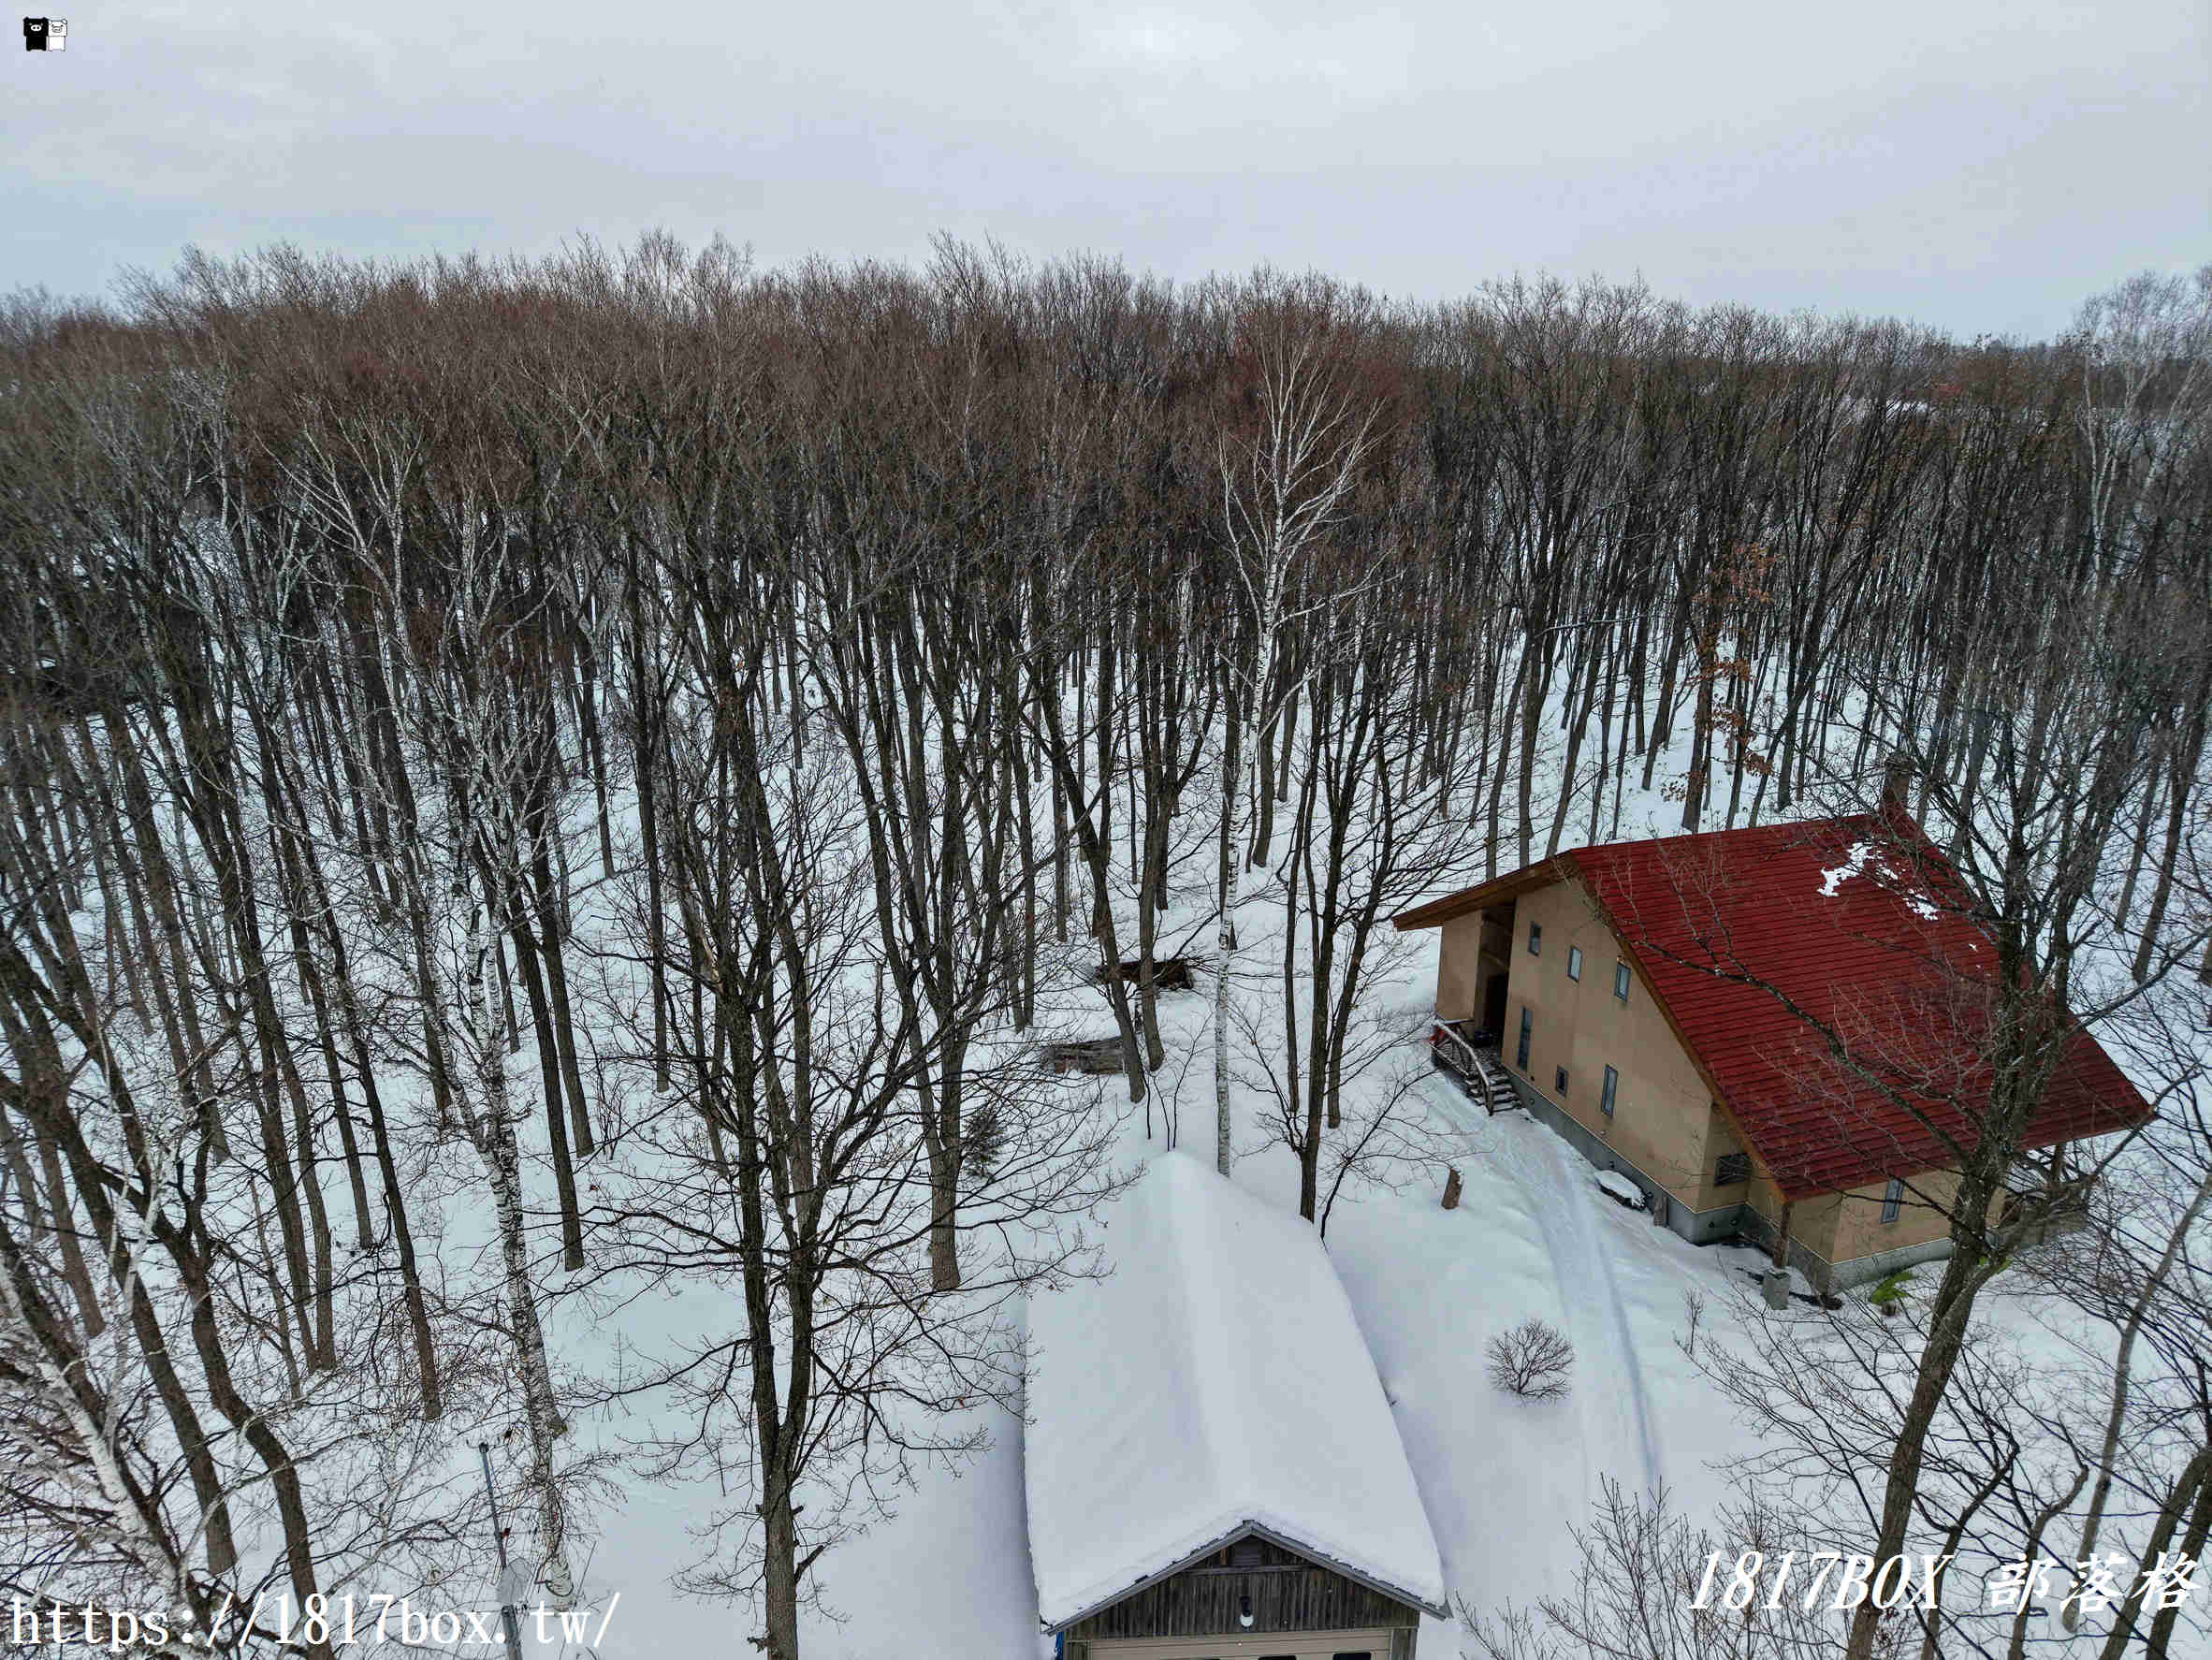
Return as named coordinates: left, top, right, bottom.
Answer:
left=1391, top=801, right=2149, bottom=1292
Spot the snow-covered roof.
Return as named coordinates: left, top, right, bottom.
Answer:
left=1024, top=1151, right=1448, bottom=1629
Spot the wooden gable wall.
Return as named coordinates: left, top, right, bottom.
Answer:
left=1065, top=1533, right=1420, bottom=1641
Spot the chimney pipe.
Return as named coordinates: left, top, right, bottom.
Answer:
left=1880, top=753, right=1913, bottom=819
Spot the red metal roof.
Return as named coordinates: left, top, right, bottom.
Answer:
left=1422, top=813, right=2150, bottom=1199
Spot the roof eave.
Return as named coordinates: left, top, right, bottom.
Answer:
left=1040, top=1518, right=1449, bottom=1633
left=1390, top=857, right=1567, bottom=931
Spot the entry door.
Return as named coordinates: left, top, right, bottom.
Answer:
left=1481, top=972, right=1508, bottom=1037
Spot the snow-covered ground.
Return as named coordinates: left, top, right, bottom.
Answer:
left=489, top=721, right=2205, bottom=1658
left=560, top=1071, right=2201, bottom=1658
left=535, top=847, right=1770, bottom=1654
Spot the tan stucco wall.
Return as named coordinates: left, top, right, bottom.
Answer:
left=1502, top=881, right=1722, bottom=1204
left=1743, top=1173, right=1788, bottom=1233
left=1435, top=911, right=1513, bottom=1027
left=1437, top=914, right=1482, bottom=1023
left=1735, top=1161, right=2000, bottom=1271
left=1824, top=1169, right=2004, bottom=1264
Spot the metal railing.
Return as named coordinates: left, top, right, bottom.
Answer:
left=1431, top=1020, right=1521, bottom=1114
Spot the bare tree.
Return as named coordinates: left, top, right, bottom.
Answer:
left=1488, top=1318, right=1576, bottom=1401
left=1211, top=279, right=1380, bottom=1176
left=1460, top=1481, right=1877, bottom=1660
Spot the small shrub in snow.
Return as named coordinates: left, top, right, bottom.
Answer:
left=1488, top=1318, right=1574, bottom=1401
left=1869, top=1267, right=1914, bottom=1316
left=1680, top=1288, right=1707, bottom=1359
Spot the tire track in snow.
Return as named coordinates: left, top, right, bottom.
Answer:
left=1430, top=1084, right=1663, bottom=1501
left=1513, top=1124, right=1665, bottom=1500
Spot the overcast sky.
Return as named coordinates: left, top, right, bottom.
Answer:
left=4, top=0, right=2205, bottom=338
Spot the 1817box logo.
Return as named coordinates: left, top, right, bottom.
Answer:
left=22, top=16, right=66, bottom=49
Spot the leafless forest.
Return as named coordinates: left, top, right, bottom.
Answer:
left=3, top=240, right=2210, bottom=1657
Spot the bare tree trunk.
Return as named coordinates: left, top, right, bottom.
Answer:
left=2095, top=1446, right=2210, bottom=1660
left=506, top=910, right=589, bottom=1271
left=467, top=935, right=573, bottom=1603
left=1213, top=703, right=1244, bottom=1176
left=2065, top=1161, right=2212, bottom=1626
left=2147, top=1464, right=2212, bottom=1657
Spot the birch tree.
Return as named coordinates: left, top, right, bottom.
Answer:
left=1211, top=283, right=1379, bottom=1176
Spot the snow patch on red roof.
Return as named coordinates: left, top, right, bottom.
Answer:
left=1816, top=838, right=1939, bottom=921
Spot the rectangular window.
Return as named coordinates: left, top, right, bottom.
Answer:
left=1715, top=1152, right=1751, bottom=1187
left=1516, top=1007, right=1533, bottom=1070
left=1614, top=961, right=1631, bottom=1001
left=1555, top=1065, right=1570, bottom=1095
left=1600, top=1064, right=1618, bottom=1117
left=1882, top=1178, right=1904, bottom=1224
left=1528, top=921, right=1542, bottom=956
left=1567, top=945, right=1583, bottom=982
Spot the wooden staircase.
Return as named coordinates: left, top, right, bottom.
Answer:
left=1432, top=1021, right=1522, bottom=1115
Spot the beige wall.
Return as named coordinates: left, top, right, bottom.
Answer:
left=1503, top=881, right=1722, bottom=1205
left=1437, top=914, right=1482, bottom=1023
left=1435, top=911, right=1513, bottom=1027
left=1823, top=1169, right=2003, bottom=1263
left=1736, top=1164, right=1997, bottom=1272
left=1731, top=1133, right=2004, bottom=1270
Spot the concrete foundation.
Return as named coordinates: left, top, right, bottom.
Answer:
left=1490, top=1065, right=1961, bottom=1296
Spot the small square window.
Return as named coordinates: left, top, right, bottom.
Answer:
left=1527, top=921, right=1542, bottom=956
left=1600, top=1064, right=1618, bottom=1117
left=1567, top=945, right=1583, bottom=981
left=1715, top=1152, right=1751, bottom=1187
left=1555, top=1066, right=1570, bottom=1095
left=1882, top=1178, right=1904, bottom=1224
left=1614, top=961, right=1631, bottom=1001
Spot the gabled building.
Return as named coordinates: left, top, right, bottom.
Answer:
left=1025, top=1152, right=1448, bottom=1660
left=1391, top=806, right=2149, bottom=1293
